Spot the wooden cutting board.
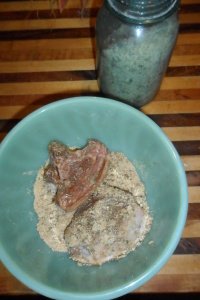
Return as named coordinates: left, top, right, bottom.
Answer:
left=0, top=0, right=199, bottom=296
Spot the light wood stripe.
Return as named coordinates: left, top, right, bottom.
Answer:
left=0, top=39, right=94, bottom=52
left=0, top=77, right=199, bottom=96
left=162, top=77, right=200, bottom=90
left=0, top=55, right=199, bottom=74
left=189, top=186, right=200, bottom=203
left=158, top=255, right=200, bottom=275
left=182, top=155, right=200, bottom=171
left=163, top=127, right=200, bottom=141
left=143, top=100, right=200, bottom=114
left=183, top=220, right=200, bottom=238
left=0, top=59, right=95, bottom=73
left=0, top=1, right=53, bottom=12
left=0, top=81, right=98, bottom=96
left=0, top=48, right=94, bottom=61
left=0, top=0, right=102, bottom=12
left=0, top=18, right=96, bottom=31
left=137, top=274, right=200, bottom=292
left=0, top=33, right=199, bottom=54
left=169, top=55, right=200, bottom=66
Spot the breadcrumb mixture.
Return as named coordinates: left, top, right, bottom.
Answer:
left=34, top=152, right=152, bottom=264
left=34, top=168, right=74, bottom=252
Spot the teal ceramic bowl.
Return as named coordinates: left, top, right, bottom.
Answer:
left=0, top=97, right=187, bottom=300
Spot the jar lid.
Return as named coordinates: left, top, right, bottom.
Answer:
left=105, top=0, right=180, bottom=24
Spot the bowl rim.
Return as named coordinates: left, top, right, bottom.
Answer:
left=0, top=96, right=188, bottom=300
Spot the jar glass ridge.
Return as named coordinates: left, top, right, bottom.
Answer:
left=106, top=0, right=179, bottom=23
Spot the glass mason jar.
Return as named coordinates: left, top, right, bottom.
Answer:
left=96, top=0, right=179, bottom=107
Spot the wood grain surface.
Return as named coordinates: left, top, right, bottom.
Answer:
left=0, top=0, right=200, bottom=298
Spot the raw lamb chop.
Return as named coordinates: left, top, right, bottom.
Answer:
left=43, top=140, right=109, bottom=211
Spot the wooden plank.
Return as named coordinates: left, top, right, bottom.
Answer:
left=0, top=18, right=96, bottom=31
left=180, top=23, right=200, bottom=34
left=0, top=38, right=94, bottom=52
left=163, top=127, right=200, bottom=141
left=0, top=70, right=97, bottom=83
left=182, top=155, right=200, bottom=171
left=174, top=141, right=200, bottom=156
left=158, top=255, right=200, bottom=275
left=0, top=132, right=6, bottom=141
left=0, top=88, right=200, bottom=104
left=0, top=0, right=198, bottom=12
left=0, top=56, right=199, bottom=73
left=0, top=25, right=199, bottom=41
left=0, top=34, right=198, bottom=52
left=0, top=68, right=199, bottom=83
left=177, top=33, right=200, bottom=44
left=0, top=94, right=77, bottom=105
left=175, top=237, right=200, bottom=254
left=180, top=13, right=200, bottom=24
left=1, top=66, right=199, bottom=82
left=0, top=34, right=198, bottom=55
left=155, top=89, right=200, bottom=102
left=0, top=77, right=199, bottom=96
left=1, top=7, right=199, bottom=21
left=149, top=113, right=200, bottom=127
left=188, top=203, right=200, bottom=220
left=175, top=237, right=200, bottom=255
left=0, top=81, right=98, bottom=96
left=0, top=48, right=94, bottom=62
left=0, top=96, right=199, bottom=115
left=137, top=274, right=200, bottom=293
left=182, top=0, right=200, bottom=3
left=0, top=27, right=95, bottom=40
left=0, top=105, right=39, bottom=119
left=162, top=77, right=200, bottom=90
left=0, top=263, right=33, bottom=295
left=0, top=0, right=199, bottom=298
left=0, top=59, right=95, bottom=73
left=187, top=171, right=200, bottom=186
left=0, top=1, right=53, bottom=12
left=0, top=89, right=200, bottom=105
left=143, top=100, right=200, bottom=114
left=169, top=55, right=200, bottom=67
left=189, top=186, right=200, bottom=203
left=0, top=0, right=103, bottom=12
left=0, top=8, right=99, bottom=22
left=174, top=45, right=200, bottom=56
left=183, top=220, right=200, bottom=237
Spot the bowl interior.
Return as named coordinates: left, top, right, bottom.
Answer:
left=0, top=97, right=187, bottom=300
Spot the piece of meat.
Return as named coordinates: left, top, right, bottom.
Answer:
left=64, top=186, right=152, bottom=265
left=43, top=140, right=109, bottom=212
